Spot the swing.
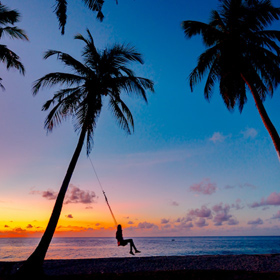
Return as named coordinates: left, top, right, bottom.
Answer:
left=89, top=157, right=118, bottom=226
left=89, top=158, right=141, bottom=255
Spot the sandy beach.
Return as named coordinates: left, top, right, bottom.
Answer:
left=1, top=254, right=280, bottom=279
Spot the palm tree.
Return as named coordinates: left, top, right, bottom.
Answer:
left=54, top=0, right=118, bottom=34
left=182, top=0, right=280, bottom=160
left=0, top=2, right=28, bottom=87
left=19, top=29, right=154, bottom=275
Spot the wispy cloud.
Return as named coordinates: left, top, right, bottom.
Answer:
left=137, top=221, right=158, bottom=230
left=209, top=132, right=230, bottom=143
left=242, top=128, right=258, bottom=139
left=170, top=200, right=179, bottom=206
left=224, top=183, right=257, bottom=190
left=248, top=218, right=263, bottom=226
left=271, top=211, right=280, bottom=220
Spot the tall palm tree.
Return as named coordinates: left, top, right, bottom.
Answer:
left=182, top=0, right=280, bottom=160
left=0, top=2, right=28, bottom=87
left=19, top=29, right=154, bottom=275
left=54, top=0, right=118, bottom=34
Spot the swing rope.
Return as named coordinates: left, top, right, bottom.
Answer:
left=89, top=157, right=118, bottom=226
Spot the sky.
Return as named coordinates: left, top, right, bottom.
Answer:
left=0, top=0, right=280, bottom=238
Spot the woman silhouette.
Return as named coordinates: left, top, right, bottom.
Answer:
left=116, top=224, right=141, bottom=255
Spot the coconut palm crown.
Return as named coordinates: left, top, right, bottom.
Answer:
left=182, top=0, right=280, bottom=159
left=33, top=29, right=154, bottom=154
left=0, top=2, right=28, bottom=88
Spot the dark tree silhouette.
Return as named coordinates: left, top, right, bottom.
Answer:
left=0, top=2, right=28, bottom=88
left=18, top=29, right=153, bottom=276
left=54, top=0, right=118, bottom=34
left=182, top=0, right=280, bottom=160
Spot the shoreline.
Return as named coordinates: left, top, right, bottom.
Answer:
left=1, top=254, right=280, bottom=277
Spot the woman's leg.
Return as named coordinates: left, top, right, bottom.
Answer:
left=126, top=239, right=140, bottom=253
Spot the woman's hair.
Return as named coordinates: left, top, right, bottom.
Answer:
left=117, top=224, right=122, bottom=231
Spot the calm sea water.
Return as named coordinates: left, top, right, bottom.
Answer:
left=1, top=236, right=280, bottom=261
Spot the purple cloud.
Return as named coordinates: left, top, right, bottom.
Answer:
left=189, top=179, right=217, bottom=195
left=248, top=218, right=263, bottom=225
left=195, top=218, right=208, bottom=228
left=161, top=218, right=170, bottom=224
left=212, top=203, right=233, bottom=226
left=31, top=185, right=96, bottom=204
left=174, top=221, right=193, bottom=230
left=228, top=218, right=239, bottom=226
left=65, top=214, right=73, bottom=219
left=65, top=185, right=96, bottom=204
left=170, top=201, right=179, bottom=206
left=271, top=211, right=280, bottom=219
left=188, top=206, right=212, bottom=218
left=249, top=192, right=280, bottom=208
left=231, top=199, right=244, bottom=210
left=42, top=190, right=58, bottom=200
left=137, top=222, right=158, bottom=229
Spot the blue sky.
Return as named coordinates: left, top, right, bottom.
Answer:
left=0, top=0, right=280, bottom=237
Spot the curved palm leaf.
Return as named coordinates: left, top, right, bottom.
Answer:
left=0, top=3, right=28, bottom=86
left=0, top=26, right=28, bottom=40
left=0, top=3, right=20, bottom=25
left=54, top=0, right=119, bottom=34
left=0, top=44, right=25, bottom=74
left=33, top=72, right=85, bottom=95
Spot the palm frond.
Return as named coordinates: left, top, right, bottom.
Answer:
left=44, top=89, right=84, bottom=131
left=115, top=76, right=154, bottom=102
left=0, top=77, right=5, bottom=91
left=246, top=0, right=280, bottom=29
left=44, top=50, right=89, bottom=76
left=0, top=3, right=20, bottom=25
left=107, top=44, right=144, bottom=66
left=82, top=0, right=104, bottom=21
left=75, top=29, right=99, bottom=63
left=32, top=72, right=84, bottom=95
left=0, top=26, right=28, bottom=40
left=182, top=20, right=223, bottom=47
left=0, top=44, right=25, bottom=74
left=108, top=97, right=132, bottom=135
left=204, top=57, right=220, bottom=100
left=189, top=45, right=220, bottom=92
left=54, top=0, right=67, bottom=35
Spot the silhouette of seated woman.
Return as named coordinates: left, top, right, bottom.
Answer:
left=116, top=224, right=140, bottom=255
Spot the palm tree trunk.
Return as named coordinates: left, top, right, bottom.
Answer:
left=241, top=74, right=280, bottom=161
left=18, top=126, right=87, bottom=275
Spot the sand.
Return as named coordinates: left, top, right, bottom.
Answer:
left=1, top=254, right=280, bottom=279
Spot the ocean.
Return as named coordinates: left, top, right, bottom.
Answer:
left=1, top=236, right=280, bottom=261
